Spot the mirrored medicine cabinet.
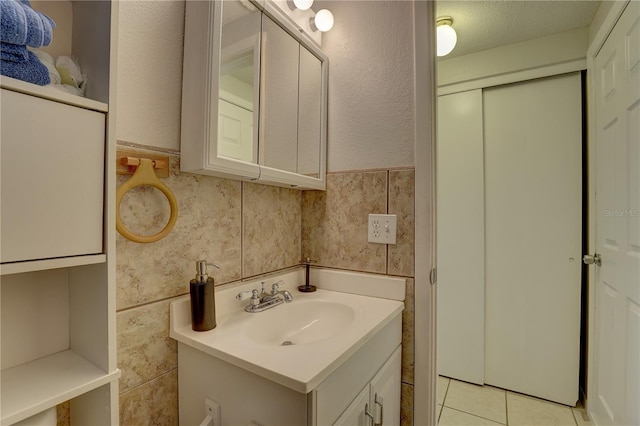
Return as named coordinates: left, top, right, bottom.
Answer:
left=181, top=0, right=328, bottom=190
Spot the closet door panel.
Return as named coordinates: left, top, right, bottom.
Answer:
left=483, top=73, right=582, bottom=405
left=437, top=89, right=485, bottom=385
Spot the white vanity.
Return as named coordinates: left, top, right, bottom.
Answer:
left=170, top=269, right=405, bottom=426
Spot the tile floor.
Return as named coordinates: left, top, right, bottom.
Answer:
left=437, top=376, right=593, bottom=426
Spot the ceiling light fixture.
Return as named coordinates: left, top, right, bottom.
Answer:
left=310, top=9, right=334, bottom=32
left=436, top=16, right=457, bottom=57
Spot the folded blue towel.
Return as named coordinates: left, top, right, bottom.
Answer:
left=0, top=41, right=28, bottom=61
left=0, top=0, right=55, bottom=47
left=1, top=47, right=50, bottom=85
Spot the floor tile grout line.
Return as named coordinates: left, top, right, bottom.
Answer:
left=442, top=406, right=507, bottom=425
left=438, top=378, right=450, bottom=423
left=441, top=376, right=585, bottom=426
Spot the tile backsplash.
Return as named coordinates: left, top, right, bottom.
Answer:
left=115, top=145, right=415, bottom=424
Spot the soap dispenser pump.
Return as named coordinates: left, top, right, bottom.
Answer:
left=190, top=260, right=219, bottom=331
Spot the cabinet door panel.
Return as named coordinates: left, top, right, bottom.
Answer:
left=260, top=15, right=299, bottom=173
left=333, top=385, right=371, bottom=426
left=297, top=46, right=322, bottom=177
left=370, top=346, right=402, bottom=426
left=1, top=90, right=105, bottom=263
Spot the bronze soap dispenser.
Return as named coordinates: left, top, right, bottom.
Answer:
left=190, top=260, right=219, bottom=331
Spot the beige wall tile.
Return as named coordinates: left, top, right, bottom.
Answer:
left=302, top=171, right=387, bottom=273
left=117, top=299, right=177, bottom=393
left=242, top=183, right=302, bottom=277
left=56, top=401, right=70, bottom=426
left=116, top=155, right=242, bottom=310
left=402, top=278, right=415, bottom=384
left=120, top=370, right=178, bottom=425
left=388, top=169, right=415, bottom=277
left=116, top=156, right=417, bottom=422
left=401, top=382, right=414, bottom=426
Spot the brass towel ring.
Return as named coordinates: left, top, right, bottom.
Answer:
left=116, top=158, right=178, bottom=243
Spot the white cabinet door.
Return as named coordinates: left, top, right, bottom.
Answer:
left=1, top=90, right=105, bottom=263
left=369, top=346, right=402, bottom=426
left=333, top=385, right=371, bottom=426
left=333, top=347, right=402, bottom=426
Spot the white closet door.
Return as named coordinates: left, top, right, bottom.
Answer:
left=484, top=73, right=582, bottom=406
left=437, top=89, right=485, bottom=385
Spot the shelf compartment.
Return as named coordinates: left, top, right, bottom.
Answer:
left=0, top=350, right=120, bottom=425
left=0, top=254, right=106, bottom=276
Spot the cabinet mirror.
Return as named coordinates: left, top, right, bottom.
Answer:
left=181, top=0, right=328, bottom=190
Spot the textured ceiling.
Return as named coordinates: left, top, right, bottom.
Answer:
left=435, top=0, right=602, bottom=58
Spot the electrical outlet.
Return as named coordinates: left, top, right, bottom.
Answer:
left=368, top=214, right=397, bottom=244
left=204, top=398, right=221, bottom=426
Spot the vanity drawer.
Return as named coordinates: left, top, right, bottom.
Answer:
left=1, top=89, right=105, bottom=263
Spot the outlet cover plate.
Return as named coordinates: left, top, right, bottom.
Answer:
left=204, top=397, right=221, bottom=426
left=368, top=214, right=397, bottom=244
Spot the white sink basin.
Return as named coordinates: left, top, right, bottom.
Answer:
left=170, top=269, right=405, bottom=393
left=245, top=300, right=357, bottom=346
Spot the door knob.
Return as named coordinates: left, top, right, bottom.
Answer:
left=583, top=253, right=601, bottom=266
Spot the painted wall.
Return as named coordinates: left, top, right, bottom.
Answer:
left=316, top=0, right=415, bottom=172
left=437, top=27, right=589, bottom=89
left=116, top=0, right=185, bottom=151
left=114, top=0, right=417, bottom=424
left=589, top=0, right=617, bottom=44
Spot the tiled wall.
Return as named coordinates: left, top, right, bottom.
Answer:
left=116, top=145, right=302, bottom=423
left=115, top=146, right=415, bottom=424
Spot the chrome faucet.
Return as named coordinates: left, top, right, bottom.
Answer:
left=236, top=280, right=293, bottom=313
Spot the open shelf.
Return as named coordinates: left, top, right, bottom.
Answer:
left=0, top=76, right=108, bottom=112
left=0, top=350, right=120, bottom=425
left=0, top=255, right=106, bottom=276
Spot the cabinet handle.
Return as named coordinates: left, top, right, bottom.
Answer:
left=374, top=394, right=384, bottom=426
left=365, top=403, right=375, bottom=425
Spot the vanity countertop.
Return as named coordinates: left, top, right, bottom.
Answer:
left=170, top=269, right=405, bottom=393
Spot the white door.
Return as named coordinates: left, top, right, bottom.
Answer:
left=484, top=73, right=583, bottom=406
left=437, top=89, right=485, bottom=384
left=218, top=98, right=254, bottom=163
left=590, top=2, right=640, bottom=424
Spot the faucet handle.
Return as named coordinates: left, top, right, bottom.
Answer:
left=303, top=257, right=317, bottom=264
left=236, top=289, right=259, bottom=301
left=271, top=280, right=285, bottom=293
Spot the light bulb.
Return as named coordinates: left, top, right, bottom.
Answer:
left=436, top=19, right=457, bottom=57
left=293, top=0, right=314, bottom=11
left=314, top=9, right=334, bottom=32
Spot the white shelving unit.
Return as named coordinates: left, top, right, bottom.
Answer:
left=1, top=351, right=119, bottom=425
left=0, top=1, right=119, bottom=424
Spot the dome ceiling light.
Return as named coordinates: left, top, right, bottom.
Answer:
left=436, top=16, right=457, bottom=57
